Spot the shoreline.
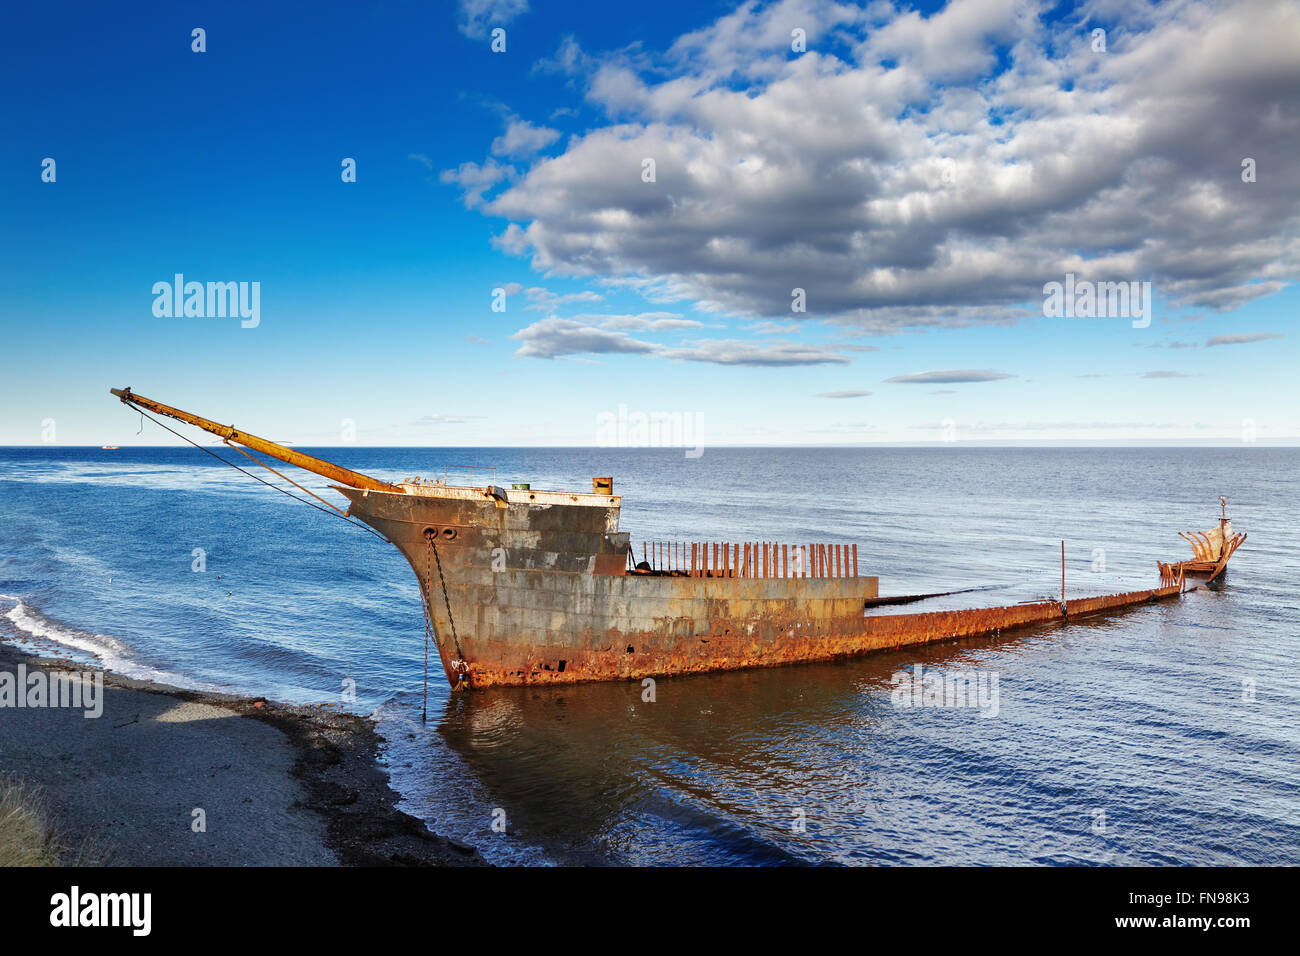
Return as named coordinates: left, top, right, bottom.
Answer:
left=0, top=639, right=486, bottom=867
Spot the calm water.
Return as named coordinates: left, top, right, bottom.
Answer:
left=1, top=445, right=1297, bottom=865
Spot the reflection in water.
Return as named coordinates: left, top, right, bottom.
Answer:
left=389, top=607, right=1272, bottom=865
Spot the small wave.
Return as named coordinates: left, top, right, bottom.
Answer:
left=0, top=593, right=218, bottom=691
left=1, top=593, right=127, bottom=661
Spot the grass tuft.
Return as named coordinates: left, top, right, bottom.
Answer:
left=0, top=776, right=62, bottom=866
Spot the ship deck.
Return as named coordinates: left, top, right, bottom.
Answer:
left=393, top=481, right=622, bottom=509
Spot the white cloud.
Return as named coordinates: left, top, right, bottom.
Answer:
left=1205, top=332, right=1284, bottom=346
left=511, top=316, right=847, bottom=364
left=575, top=312, right=702, bottom=331
left=457, top=0, right=1298, bottom=330
left=659, top=339, right=849, bottom=365
left=457, top=0, right=528, bottom=40
left=439, top=158, right=513, bottom=208
left=512, top=318, right=659, bottom=358
left=492, top=117, right=561, bottom=157
left=885, top=369, right=1013, bottom=383
left=520, top=286, right=604, bottom=310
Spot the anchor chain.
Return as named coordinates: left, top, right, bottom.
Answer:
left=425, top=530, right=468, bottom=685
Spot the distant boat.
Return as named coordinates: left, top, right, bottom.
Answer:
left=100, top=445, right=120, bottom=450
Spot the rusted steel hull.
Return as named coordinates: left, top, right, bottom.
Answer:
left=108, top=390, right=1242, bottom=691
left=337, top=484, right=1192, bottom=689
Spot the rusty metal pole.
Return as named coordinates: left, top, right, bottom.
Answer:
left=1061, top=540, right=1065, bottom=604
left=111, top=388, right=399, bottom=493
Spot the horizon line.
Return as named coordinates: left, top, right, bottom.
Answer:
left=5, top=441, right=1298, bottom=450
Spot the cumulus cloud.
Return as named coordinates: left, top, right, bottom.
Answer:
left=1205, top=332, right=1284, bottom=346
left=817, top=390, right=873, bottom=398
left=492, top=117, right=561, bottom=157
left=440, top=158, right=513, bottom=207
left=456, top=0, right=1297, bottom=331
left=536, top=35, right=589, bottom=76
left=457, top=0, right=528, bottom=39
left=886, top=369, right=1014, bottom=383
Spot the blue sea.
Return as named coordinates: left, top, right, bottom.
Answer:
left=1, top=445, right=1297, bottom=865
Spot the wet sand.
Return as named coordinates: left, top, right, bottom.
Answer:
left=0, top=641, right=485, bottom=866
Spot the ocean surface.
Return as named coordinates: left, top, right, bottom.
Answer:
left=1, top=445, right=1297, bottom=865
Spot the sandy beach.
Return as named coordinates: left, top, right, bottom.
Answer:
left=0, top=640, right=484, bottom=867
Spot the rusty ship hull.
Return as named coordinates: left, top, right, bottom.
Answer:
left=336, top=482, right=881, bottom=688
left=335, top=481, right=1199, bottom=690
left=109, top=388, right=1248, bottom=693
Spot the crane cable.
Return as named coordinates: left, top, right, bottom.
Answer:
left=126, top=402, right=390, bottom=544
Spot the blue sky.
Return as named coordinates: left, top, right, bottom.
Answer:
left=2, top=0, right=1297, bottom=446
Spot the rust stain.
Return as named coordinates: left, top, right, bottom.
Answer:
left=334, top=483, right=1248, bottom=691
left=458, top=585, right=1185, bottom=689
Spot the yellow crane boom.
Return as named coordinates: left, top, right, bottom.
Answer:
left=109, top=387, right=402, bottom=494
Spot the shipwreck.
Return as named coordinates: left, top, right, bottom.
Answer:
left=111, top=388, right=1246, bottom=690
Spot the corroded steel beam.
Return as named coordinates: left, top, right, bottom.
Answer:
left=110, top=387, right=401, bottom=493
